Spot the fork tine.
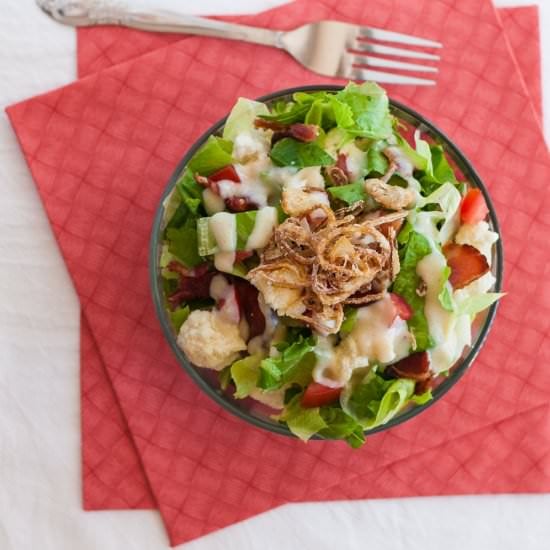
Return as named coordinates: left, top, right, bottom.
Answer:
left=352, top=54, right=438, bottom=73
left=359, top=26, right=442, bottom=49
left=354, top=41, right=440, bottom=61
left=348, top=67, right=437, bottom=86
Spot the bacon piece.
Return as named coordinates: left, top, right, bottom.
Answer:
left=289, top=123, right=319, bottom=143
left=254, top=118, right=287, bottom=132
left=225, top=196, right=258, bottom=212
left=324, top=165, right=349, bottom=186
left=387, top=351, right=431, bottom=381
left=336, top=153, right=351, bottom=179
left=234, top=278, right=266, bottom=339
left=414, top=375, right=434, bottom=396
left=442, top=243, right=490, bottom=290
left=194, top=172, right=219, bottom=195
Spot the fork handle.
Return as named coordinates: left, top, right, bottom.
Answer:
left=118, top=11, right=283, bottom=48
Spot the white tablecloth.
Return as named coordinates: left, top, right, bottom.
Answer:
left=1, top=1, right=549, bottom=548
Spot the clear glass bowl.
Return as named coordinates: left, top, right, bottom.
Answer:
left=150, top=85, right=504, bottom=439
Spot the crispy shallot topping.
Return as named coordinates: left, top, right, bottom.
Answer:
left=247, top=205, right=408, bottom=335
left=364, top=164, right=415, bottom=210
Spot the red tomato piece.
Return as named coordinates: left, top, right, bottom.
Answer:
left=390, top=292, right=413, bottom=321
left=460, top=189, right=488, bottom=224
left=209, top=165, right=241, bottom=183
left=301, top=382, right=342, bottom=408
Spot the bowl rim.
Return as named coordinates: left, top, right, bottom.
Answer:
left=149, top=84, right=504, bottom=440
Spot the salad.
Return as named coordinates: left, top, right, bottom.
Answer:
left=159, top=82, right=503, bottom=448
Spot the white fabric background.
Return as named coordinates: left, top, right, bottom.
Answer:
left=0, top=1, right=549, bottom=549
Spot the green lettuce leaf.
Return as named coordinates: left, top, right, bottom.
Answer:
left=231, top=354, right=262, bottom=398
left=342, top=370, right=417, bottom=428
left=258, top=335, right=316, bottom=390
left=438, top=265, right=456, bottom=312
left=393, top=231, right=434, bottom=351
left=319, top=407, right=365, bottom=448
left=270, top=138, right=334, bottom=168
left=259, top=102, right=310, bottom=125
left=278, top=395, right=327, bottom=441
left=410, top=389, right=433, bottom=405
left=413, top=182, right=461, bottom=245
left=169, top=305, right=190, bottom=332
left=335, top=82, right=393, bottom=139
left=456, top=292, right=505, bottom=317
left=166, top=226, right=202, bottom=268
left=340, top=307, right=358, bottom=336
left=188, top=135, right=233, bottom=176
left=327, top=182, right=368, bottom=205
left=223, top=98, right=269, bottom=141
left=365, top=146, right=389, bottom=176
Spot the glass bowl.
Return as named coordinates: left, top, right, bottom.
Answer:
left=150, top=85, right=503, bottom=440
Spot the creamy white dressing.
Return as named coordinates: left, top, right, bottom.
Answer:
left=416, top=249, right=471, bottom=373
left=455, top=221, right=498, bottom=264
left=202, top=188, right=225, bottom=215
left=384, top=146, right=414, bottom=178
left=313, top=296, right=412, bottom=388
left=339, top=141, right=366, bottom=180
left=214, top=251, right=236, bottom=273
left=209, top=212, right=236, bottom=251
left=245, top=206, right=278, bottom=250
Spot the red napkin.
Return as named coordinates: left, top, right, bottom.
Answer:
left=77, top=4, right=546, bottom=513
left=7, top=0, right=550, bottom=545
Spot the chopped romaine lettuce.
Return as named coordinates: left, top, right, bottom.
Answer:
left=188, top=135, right=233, bottom=176
left=335, top=82, right=394, bottom=139
left=456, top=292, right=505, bottom=317
left=365, top=146, right=389, bottom=175
left=231, top=354, right=262, bottom=398
left=327, top=182, right=368, bottom=205
left=438, top=266, right=456, bottom=312
left=270, top=138, right=334, bottom=168
left=166, top=226, right=202, bottom=268
left=393, top=231, right=434, bottom=351
left=170, top=305, right=190, bottom=332
left=277, top=395, right=328, bottom=441
left=319, top=407, right=365, bottom=448
left=258, top=102, right=310, bottom=125
left=340, top=307, right=358, bottom=336
left=342, top=370, right=416, bottom=428
left=258, top=335, right=316, bottom=390
left=223, top=98, right=269, bottom=141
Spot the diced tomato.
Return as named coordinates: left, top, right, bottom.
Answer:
left=388, top=352, right=430, bottom=381
left=301, top=382, right=342, bottom=408
left=209, top=165, right=241, bottom=183
left=389, top=292, right=413, bottom=322
left=460, top=189, right=488, bottom=224
left=443, top=243, right=489, bottom=290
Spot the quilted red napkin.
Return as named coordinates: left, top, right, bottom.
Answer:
left=7, top=0, right=550, bottom=545
left=76, top=4, right=546, bottom=513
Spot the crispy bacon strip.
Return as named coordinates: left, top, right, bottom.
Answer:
left=443, top=243, right=490, bottom=290
left=387, top=352, right=431, bottom=381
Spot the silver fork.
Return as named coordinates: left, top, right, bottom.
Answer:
left=37, top=0, right=442, bottom=86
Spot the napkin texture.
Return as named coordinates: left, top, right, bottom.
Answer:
left=75, top=4, right=546, bottom=512
left=7, top=0, right=550, bottom=545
